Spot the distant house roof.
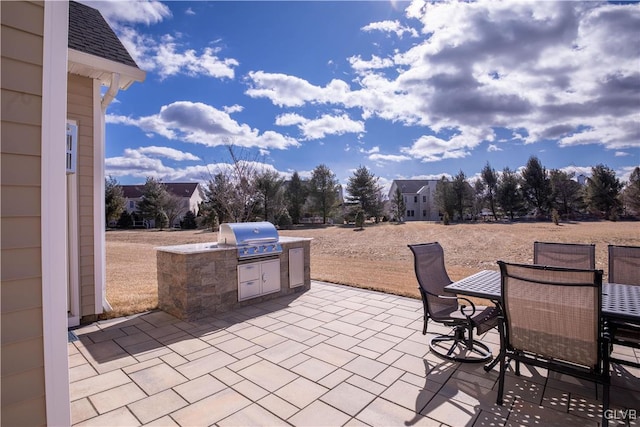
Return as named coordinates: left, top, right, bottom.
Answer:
left=68, top=1, right=138, bottom=68
left=391, top=180, right=436, bottom=194
left=122, top=183, right=200, bottom=199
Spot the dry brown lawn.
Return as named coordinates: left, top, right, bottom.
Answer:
left=105, top=221, right=639, bottom=318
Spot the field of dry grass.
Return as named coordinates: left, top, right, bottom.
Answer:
left=105, top=221, right=639, bottom=318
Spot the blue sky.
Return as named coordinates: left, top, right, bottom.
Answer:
left=87, top=0, right=639, bottom=194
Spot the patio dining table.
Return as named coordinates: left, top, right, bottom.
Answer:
left=444, top=270, right=640, bottom=326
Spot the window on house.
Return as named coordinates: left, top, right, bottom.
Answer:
left=423, top=210, right=427, bottom=217
left=414, top=196, right=418, bottom=203
left=423, top=196, right=426, bottom=203
left=129, top=201, right=135, bottom=209
left=406, top=210, right=415, bottom=217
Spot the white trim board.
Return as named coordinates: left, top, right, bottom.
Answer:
left=41, top=1, right=71, bottom=425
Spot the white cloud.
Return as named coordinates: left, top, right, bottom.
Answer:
left=129, top=146, right=201, bottom=161
left=245, top=71, right=351, bottom=107
left=369, top=153, right=411, bottom=162
left=185, top=7, right=195, bottom=16
left=298, top=114, right=365, bottom=140
left=108, top=25, right=238, bottom=80
left=487, top=144, right=503, bottom=152
left=275, top=113, right=307, bottom=127
left=246, top=1, right=640, bottom=158
left=107, top=101, right=299, bottom=150
left=401, top=127, right=495, bottom=162
left=361, top=20, right=419, bottom=38
left=348, top=55, right=395, bottom=73
left=223, top=105, right=244, bottom=114
left=150, top=42, right=238, bottom=80
left=275, top=113, right=364, bottom=140
left=83, top=0, right=171, bottom=25
left=615, top=151, right=630, bottom=157
left=359, top=146, right=380, bottom=154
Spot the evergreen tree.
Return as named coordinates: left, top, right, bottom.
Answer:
left=621, top=166, right=640, bottom=216
left=472, top=179, right=486, bottom=221
left=286, top=171, right=308, bottom=224
left=116, top=210, right=133, bottom=229
left=202, top=173, right=234, bottom=224
left=451, top=170, right=473, bottom=221
left=309, top=164, right=339, bottom=224
left=346, top=166, right=382, bottom=221
left=255, top=170, right=285, bottom=223
left=585, top=164, right=623, bottom=220
left=181, top=210, right=197, bottom=229
left=549, top=169, right=583, bottom=218
left=391, top=186, right=406, bottom=222
left=481, top=162, right=499, bottom=220
left=521, top=156, right=552, bottom=216
left=497, top=167, right=524, bottom=220
left=105, top=176, right=126, bottom=227
left=435, top=176, right=455, bottom=222
left=136, top=177, right=168, bottom=228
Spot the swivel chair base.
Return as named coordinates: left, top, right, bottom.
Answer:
left=429, top=327, right=492, bottom=363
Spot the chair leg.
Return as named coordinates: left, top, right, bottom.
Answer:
left=422, top=316, right=427, bottom=335
left=497, top=353, right=506, bottom=405
left=515, top=360, right=521, bottom=376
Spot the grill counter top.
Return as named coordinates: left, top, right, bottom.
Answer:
left=156, top=236, right=311, bottom=255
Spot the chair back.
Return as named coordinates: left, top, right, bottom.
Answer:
left=533, top=241, right=595, bottom=269
left=408, top=243, right=457, bottom=318
left=498, top=261, right=603, bottom=368
left=608, top=245, right=640, bottom=286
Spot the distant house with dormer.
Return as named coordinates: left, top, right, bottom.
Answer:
left=388, top=179, right=440, bottom=221
left=122, top=182, right=203, bottom=227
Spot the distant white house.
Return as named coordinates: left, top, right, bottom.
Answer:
left=122, top=182, right=203, bottom=226
left=388, top=179, right=440, bottom=221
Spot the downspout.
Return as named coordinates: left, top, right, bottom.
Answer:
left=98, top=72, right=120, bottom=312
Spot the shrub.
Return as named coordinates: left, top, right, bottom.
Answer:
left=276, top=209, right=293, bottom=229
left=117, top=211, right=133, bottom=229
left=551, top=209, right=560, bottom=225
left=181, top=210, right=197, bottom=229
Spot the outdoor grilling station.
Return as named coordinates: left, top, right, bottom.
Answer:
left=156, top=222, right=311, bottom=321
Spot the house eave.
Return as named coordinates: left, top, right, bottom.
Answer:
left=68, top=48, right=145, bottom=90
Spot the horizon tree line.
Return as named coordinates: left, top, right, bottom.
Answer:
left=434, top=156, right=639, bottom=222
left=105, top=153, right=640, bottom=229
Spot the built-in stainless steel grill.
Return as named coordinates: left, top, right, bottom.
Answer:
left=218, top=222, right=282, bottom=259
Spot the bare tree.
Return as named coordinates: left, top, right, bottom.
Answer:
left=202, top=145, right=263, bottom=223
left=164, top=192, right=187, bottom=228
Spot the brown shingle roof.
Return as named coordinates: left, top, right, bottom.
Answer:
left=68, top=1, right=139, bottom=68
left=122, top=183, right=200, bottom=199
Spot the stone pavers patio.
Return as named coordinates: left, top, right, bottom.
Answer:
left=69, top=280, right=640, bottom=426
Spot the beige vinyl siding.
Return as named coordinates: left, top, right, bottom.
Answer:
left=0, top=1, right=47, bottom=425
left=67, top=73, right=97, bottom=319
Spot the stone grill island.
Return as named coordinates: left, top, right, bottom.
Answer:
left=156, top=236, right=311, bottom=321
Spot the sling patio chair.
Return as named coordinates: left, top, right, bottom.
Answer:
left=408, top=242, right=500, bottom=363
left=495, top=261, right=610, bottom=426
left=608, top=244, right=640, bottom=368
left=533, top=241, right=596, bottom=269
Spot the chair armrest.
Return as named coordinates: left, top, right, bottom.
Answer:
left=421, top=288, right=478, bottom=318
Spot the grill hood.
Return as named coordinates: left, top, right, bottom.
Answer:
left=218, top=222, right=282, bottom=259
